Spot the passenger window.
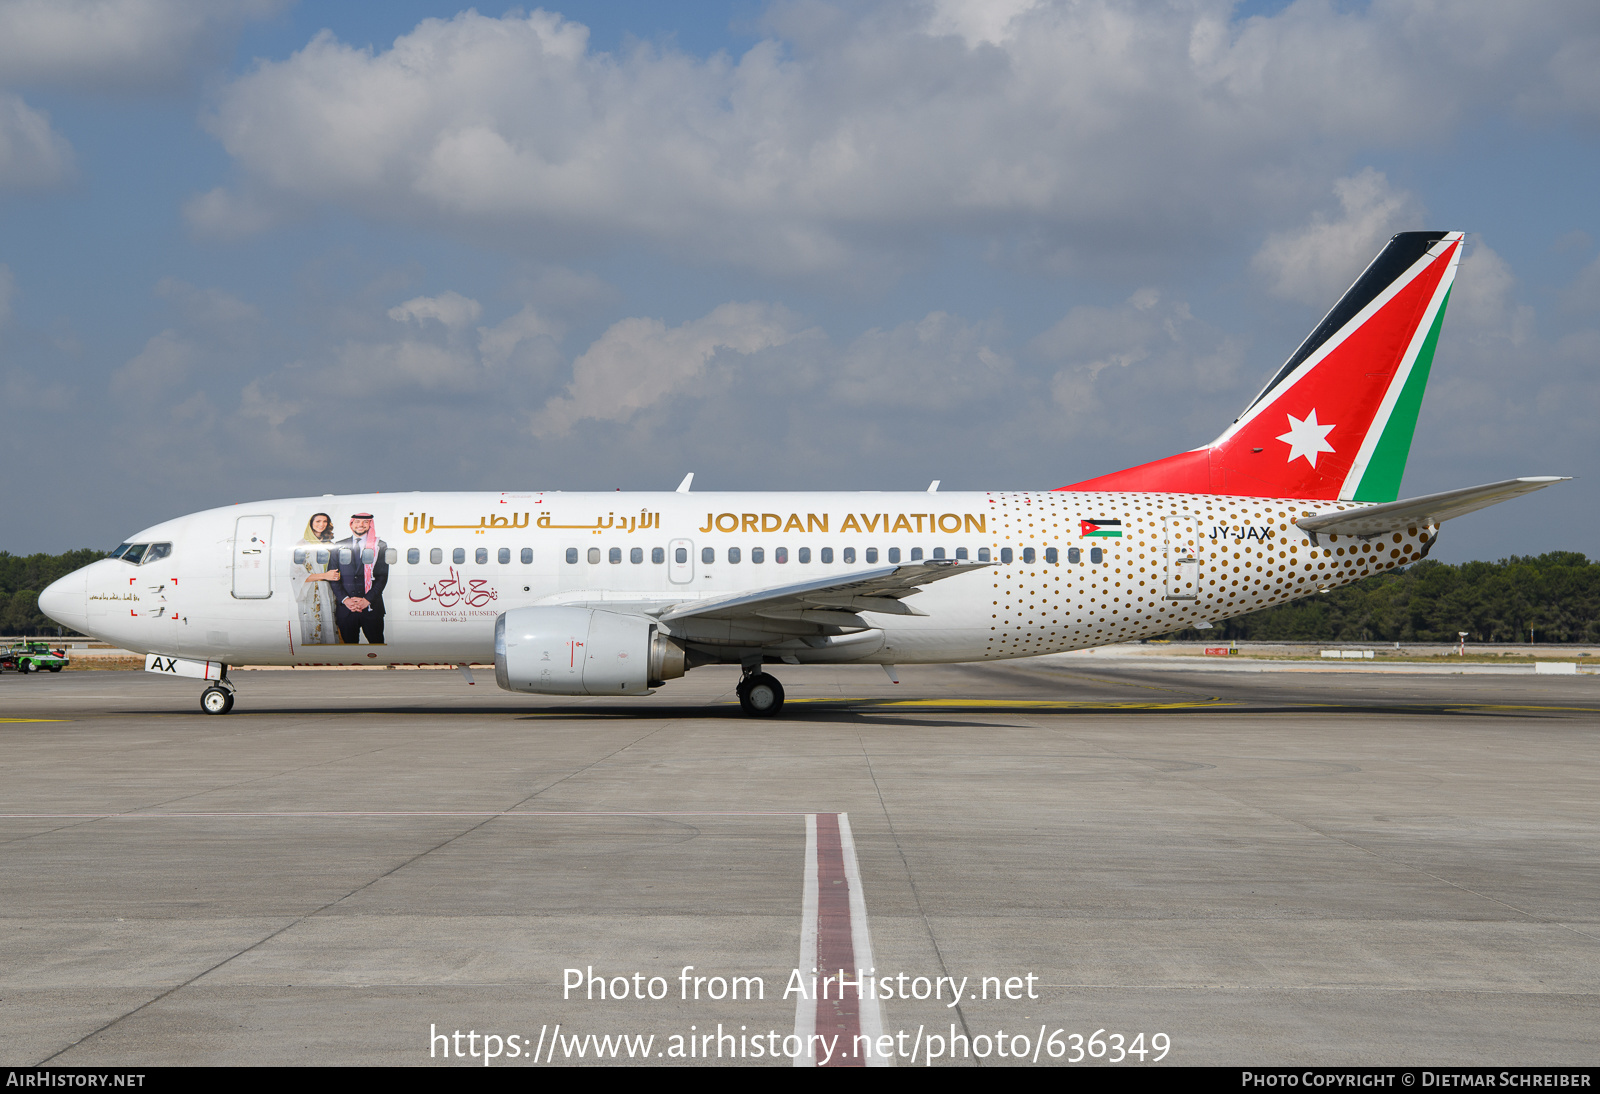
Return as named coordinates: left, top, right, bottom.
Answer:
left=317, top=549, right=330, bottom=566
left=728, top=547, right=741, bottom=564
left=866, top=548, right=878, bottom=563
left=933, top=547, right=945, bottom=559
left=430, top=548, right=443, bottom=565
left=498, top=547, right=510, bottom=564
left=630, top=547, right=643, bottom=564
left=521, top=548, right=533, bottom=564
left=143, top=543, right=172, bottom=563
left=702, top=547, right=714, bottom=564
left=911, top=548, right=923, bottom=561
left=888, top=548, right=901, bottom=563
left=652, top=547, right=665, bottom=564
left=566, top=548, right=579, bottom=564
left=1091, top=547, right=1103, bottom=564
left=1001, top=548, right=1013, bottom=563
left=978, top=548, right=990, bottom=562
left=675, top=547, right=688, bottom=564
left=752, top=547, right=765, bottom=564
left=407, top=548, right=420, bottom=564
left=588, top=547, right=601, bottom=564
left=842, top=547, right=855, bottom=564
left=340, top=548, right=353, bottom=566
left=776, top=547, right=788, bottom=564
left=293, top=548, right=306, bottom=564
left=475, top=548, right=488, bottom=565
left=955, top=547, right=968, bottom=560
left=821, top=547, right=833, bottom=564
left=451, top=548, right=464, bottom=564
left=1022, top=548, right=1035, bottom=564
left=609, top=547, right=621, bottom=564
left=798, top=547, right=811, bottom=564
left=1045, top=547, right=1058, bottom=564
left=1067, top=547, right=1080, bottom=564
left=362, top=548, right=376, bottom=565
left=385, top=547, right=397, bottom=564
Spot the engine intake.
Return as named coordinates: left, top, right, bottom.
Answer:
left=494, top=607, right=686, bottom=695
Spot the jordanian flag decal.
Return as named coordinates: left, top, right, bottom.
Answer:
left=1080, top=519, right=1122, bottom=538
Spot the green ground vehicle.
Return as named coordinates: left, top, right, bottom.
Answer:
left=1, top=641, right=70, bottom=673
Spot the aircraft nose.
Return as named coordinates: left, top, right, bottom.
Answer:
left=38, top=570, right=88, bottom=634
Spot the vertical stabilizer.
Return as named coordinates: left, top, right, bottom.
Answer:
left=1061, top=231, right=1463, bottom=501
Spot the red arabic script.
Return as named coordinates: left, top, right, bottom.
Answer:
left=409, top=567, right=500, bottom=609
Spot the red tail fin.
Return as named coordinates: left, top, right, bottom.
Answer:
left=1060, top=231, right=1463, bottom=502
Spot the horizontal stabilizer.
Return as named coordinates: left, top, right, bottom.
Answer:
left=1297, top=477, right=1569, bottom=537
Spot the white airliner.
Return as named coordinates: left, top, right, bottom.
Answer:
left=39, top=231, right=1565, bottom=716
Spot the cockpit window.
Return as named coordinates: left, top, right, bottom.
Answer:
left=143, top=543, right=173, bottom=564
left=110, top=543, right=132, bottom=559
left=120, top=543, right=149, bottom=565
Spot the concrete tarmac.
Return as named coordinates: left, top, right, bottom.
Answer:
left=1, top=662, right=1597, bottom=1067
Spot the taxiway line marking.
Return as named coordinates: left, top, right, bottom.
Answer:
left=788, top=698, right=1600, bottom=714
left=794, top=812, right=888, bottom=1068
left=0, top=810, right=818, bottom=820
left=0, top=718, right=65, bottom=723
left=813, top=813, right=861, bottom=1067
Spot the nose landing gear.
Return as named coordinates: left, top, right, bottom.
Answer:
left=737, top=671, right=785, bottom=717
left=200, top=680, right=236, bottom=715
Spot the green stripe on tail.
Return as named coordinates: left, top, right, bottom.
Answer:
left=1352, top=286, right=1452, bottom=503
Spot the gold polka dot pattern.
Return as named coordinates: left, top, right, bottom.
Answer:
left=981, top=491, right=1434, bottom=660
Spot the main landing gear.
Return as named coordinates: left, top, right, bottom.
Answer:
left=200, top=678, right=236, bottom=715
left=737, top=671, right=785, bottom=718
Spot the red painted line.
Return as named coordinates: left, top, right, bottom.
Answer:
left=813, top=812, right=862, bottom=1067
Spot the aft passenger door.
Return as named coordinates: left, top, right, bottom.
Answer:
left=232, top=515, right=274, bottom=599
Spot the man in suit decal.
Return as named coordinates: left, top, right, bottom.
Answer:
left=329, top=511, right=388, bottom=645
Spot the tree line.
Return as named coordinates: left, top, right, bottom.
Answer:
left=1163, top=552, right=1600, bottom=644
left=0, top=550, right=106, bottom=635
left=3, top=548, right=1597, bottom=643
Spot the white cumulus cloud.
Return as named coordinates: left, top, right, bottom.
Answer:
left=1251, top=169, right=1426, bottom=306
left=531, top=302, right=804, bottom=436
left=192, top=2, right=1600, bottom=274
left=0, top=0, right=282, bottom=92
left=388, top=291, right=483, bottom=329
left=0, top=91, right=72, bottom=190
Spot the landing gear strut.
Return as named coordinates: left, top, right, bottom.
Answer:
left=200, top=677, right=236, bottom=715
left=737, top=671, right=785, bottom=718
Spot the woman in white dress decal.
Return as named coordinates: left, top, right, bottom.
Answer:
left=293, top=512, right=339, bottom=645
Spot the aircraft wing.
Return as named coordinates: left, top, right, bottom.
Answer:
left=658, top=559, right=992, bottom=624
left=1298, top=477, right=1569, bottom=537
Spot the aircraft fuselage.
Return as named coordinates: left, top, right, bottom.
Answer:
left=54, top=488, right=1434, bottom=669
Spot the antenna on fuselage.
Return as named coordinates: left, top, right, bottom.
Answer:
left=676, top=473, right=694, bottom=493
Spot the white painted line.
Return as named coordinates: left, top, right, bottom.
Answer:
left=793, top=813, right=819, bottom=1067
left=838, top=813, right=890, bottom=1066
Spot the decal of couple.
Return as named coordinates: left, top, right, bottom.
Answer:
left=293, top=512, right=389, bottom=645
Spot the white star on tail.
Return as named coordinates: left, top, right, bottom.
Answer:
left=1277, top=409, right=1337, bottom=467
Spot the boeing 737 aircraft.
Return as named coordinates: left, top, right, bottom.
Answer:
left=38, top=231, right=1566, bottom=716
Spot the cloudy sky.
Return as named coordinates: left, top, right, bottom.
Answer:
left=1, top=0, right=1596, bottom=561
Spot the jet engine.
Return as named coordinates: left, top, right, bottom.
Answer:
left=493, top=607, right=686, bottom=695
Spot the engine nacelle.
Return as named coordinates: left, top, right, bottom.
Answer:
left=493, top=607, right=686, bottom=695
